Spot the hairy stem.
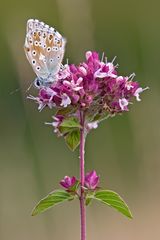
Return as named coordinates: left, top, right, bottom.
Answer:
left=80, top=111, right=86, bottom=240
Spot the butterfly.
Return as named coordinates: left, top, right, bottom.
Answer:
left=24, top=19, right=66, bottom=88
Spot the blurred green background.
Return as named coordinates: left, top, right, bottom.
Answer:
left=0, top=0, right=159, bottom=239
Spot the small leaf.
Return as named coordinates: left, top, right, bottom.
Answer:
left=56, top=106, right=77, bottom=116
left=59, top=126, right=72, bottom=135
left=60, top=117, right=81, bottom=128
left=32, top=190, right=74, bottom=216
left=93, top=113, right=111, bottom=122
left=90, top=190, right=132, bottom=219
left=85, top=197, right=93, bottom=206
left=69, top=180, right=80, bottom=192
left=56, top=106, right=73, bottom=116
left=65, top=129, right=80, bottom=151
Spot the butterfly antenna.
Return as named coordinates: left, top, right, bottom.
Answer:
left=9, top=88, right=20, bottom=95
left=26, top=81, right=34, bottom=92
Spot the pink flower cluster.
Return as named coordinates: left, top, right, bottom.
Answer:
left=29, top=51, right=147, bottom=116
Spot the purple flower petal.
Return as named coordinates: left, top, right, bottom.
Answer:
left=85, top=170, right=100, bottom=190
left=60, top=176, right=77, bottom=189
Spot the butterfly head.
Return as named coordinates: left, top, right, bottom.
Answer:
left=34, top=75, right=57, bottom=88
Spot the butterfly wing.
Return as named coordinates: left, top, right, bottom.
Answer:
left=24, top=19, right=66, bottom=80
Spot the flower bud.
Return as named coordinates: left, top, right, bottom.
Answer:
left=60, top=176, right=77, bottom=189
left=85, top=170, right=99, bottom=190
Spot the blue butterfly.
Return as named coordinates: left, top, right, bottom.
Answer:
left=24, top=19, right=66, bottom=88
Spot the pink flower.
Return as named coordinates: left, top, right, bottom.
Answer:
left=85, top=170, right=99, bottom=190
left=119, top=98, right=129, bottom=111
left=87, top=121, right=98, bottom=130
left=45, top=115, right=64, bottom=134
left=60, top=176, right=77, bottom=189
left=134, top=87, right=149, bottom=101
left=60, top=93, right=71, bottom=108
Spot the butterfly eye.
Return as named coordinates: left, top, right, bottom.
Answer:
left=35, top=79, right=41, bottom=87
left=32, top=59, right=36, bottom=65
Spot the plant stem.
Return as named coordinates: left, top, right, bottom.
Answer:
left=80, top=111, right=86, bottom=240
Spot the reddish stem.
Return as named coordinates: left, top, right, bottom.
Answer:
left=80, top=111, right=86, bottom=240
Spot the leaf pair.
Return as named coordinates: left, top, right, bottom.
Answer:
left=32, top=189, right=132, bottom=219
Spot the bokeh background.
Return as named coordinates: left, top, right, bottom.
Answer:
left=0, top=0, right=159, bottom=239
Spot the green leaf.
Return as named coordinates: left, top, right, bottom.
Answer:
left=60, top=117, right=81, bottom=128
left=90, top=190, right=132, bottom=219
left=69, top=180, right=80, bottom=192
left=56, top=107, right=73, bottom=116
left=59, top=126, right=72, bottom=135
left=56, top=106, right=77, bottom=116
left=32, top=190, right=74, bottom=216
left=65, top=129, right=80, bottom=151
left=85, top=197, right=93, bottom=206
left=93, top=113, right=111, bottom=122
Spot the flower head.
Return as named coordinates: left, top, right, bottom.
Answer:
left=28, top=51, right=148, bottom=134
left=85, top=170, right=99, bottom=190
left=60, top=176, right=77, bottom=189
left=30, top=51, right=147, bottom=113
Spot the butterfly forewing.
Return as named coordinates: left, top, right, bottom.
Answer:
left=24, top=19, right=66, bottom=82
